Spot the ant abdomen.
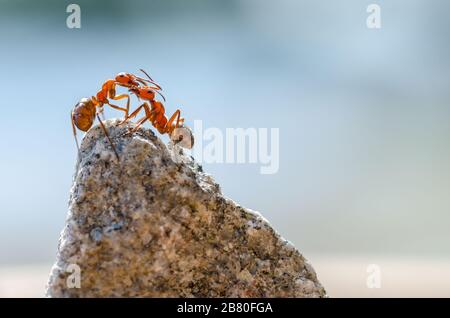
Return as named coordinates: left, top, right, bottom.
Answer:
left=72, top=98, right=96, bottom=132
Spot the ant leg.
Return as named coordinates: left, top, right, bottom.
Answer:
left=96, top=113, right=120, bottom=162
left=106, top=102, right=128, bottom=116
left=109, top=93, right=130, bottom=118
left=164, top=109, right=181, bottom=134
left=98, top=106, right=106, bottom=121
left=130, top=103, right=154, bottom=133
left=125, top=115, right=149, bottom=135
left=71, top=111, right=80, bottom=153
left=119, top=102, right=148, bottom=125
left=131, top=116, right=149, bottom=131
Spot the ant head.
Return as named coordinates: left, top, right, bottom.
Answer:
left=115, top=72, right=139, bottom=86
left=129, top=86, right=156, bottom=100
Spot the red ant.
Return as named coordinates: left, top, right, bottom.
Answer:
left=93, top=70, right=163, bottom=120
left=122, top=84, right=194, bottom=149
left=71, top=70, right=164, bottom=160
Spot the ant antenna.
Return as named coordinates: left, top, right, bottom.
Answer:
left=139, top=68, right=154, bottom=81
left=156, top=90, right=166, bottom=102
left=139, top=68, right=163, bottom=90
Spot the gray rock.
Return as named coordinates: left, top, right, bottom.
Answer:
left=46, top=119, right=326, bottom=297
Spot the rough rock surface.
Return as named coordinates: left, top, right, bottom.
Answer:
left=46, top=119, right=326, bottom=297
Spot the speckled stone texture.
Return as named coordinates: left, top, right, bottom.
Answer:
left=46, top=119, right=326, bottom=297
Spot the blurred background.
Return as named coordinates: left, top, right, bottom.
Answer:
left=0, top=0, right=450, bottom=297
